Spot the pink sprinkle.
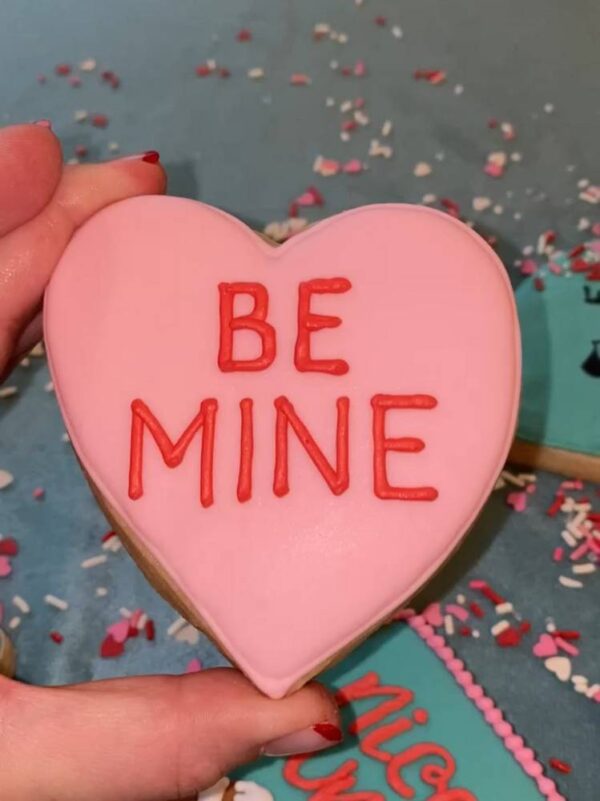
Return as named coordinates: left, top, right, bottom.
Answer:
left=548, top=262, right=563, bottom=275
left=554, top=636, right=580, bottom=657
left=107, top=618, right=131, bottom=644
left=446, top=603, right=469, bottom=622
left=553, top=547, right=564, bottom=562
left=185, top=658, right=203, bottom=673
left=569, top=542, right=589, bottom=561
left=561, top=479, right=584, bottom=491
left=343, top=158, right=363, bottom=174
left=520, top=259, right=537, bottom=276
left=353, top=60, right=367, bottom=78
left=354, top=97, right=366, bottom=109
left=290, top=73, right=310, bottom=86
left=594, top=689, right=600, bottom=702
left=591, top=222, right=600, bottom=236
left=423, top=602, right=443, bottom=627
left=506, top=491, right=527, bottom=512
left=484, top=162, right=504, bottom=178
left=296, top=191, right=317, bottom=206
left=68, top=76, right=82, bottom=88
left=36, top=74, right=47, bottom=84
left=0, top=556, right=12, bottom=577
left=32, top=487, right=45, bottom=500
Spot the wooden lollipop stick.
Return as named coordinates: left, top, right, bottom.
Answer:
left=0, top=630, right=16, bottom=677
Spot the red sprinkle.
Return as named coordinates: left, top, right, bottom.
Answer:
left=459, top=626, right=472, bottom=636
left=195, top=64, right=212, bottom=77
left=546, top=493, right=565, bottom=517
left=91, top=113, right=109, bottom=128
left=50, top=631, right=64, bottom=644
left=74, top=145, right=88, bottom=158
left=236, top=28, right=252, bottom=42
left=145, top=619, right=156, bottom=641
left=54, top=63, right=72, bottom=76
left=533, top=276, right=545, bottom=292
left=551, top=630, right=581, bottom=641
left=468, top=602, right=484, bottom=619
left=440, top=197, right=460, bottom=218
left=219, top=67, right=231, bottom=79
left=101, top=70, right=121, bottom=89
left=374, top=16, right=387, bottom=26
left=100, top=634, right=125, bottom=659
left=101, top=530, right=116, bottom=543
left=549, top=758, right=572, bottom=775
left=488, top=118, right=499, bottom=128
left=475, top=582, right=506, bottom=606
left=0, top=538, right=19, bottom=557
left=519, top=620, right=531, bottom=635
left=569, top=244, right=585, bottom=258
left=496, top=626, right=521, bottom=648
left=571, top=258, right=594, bottom=273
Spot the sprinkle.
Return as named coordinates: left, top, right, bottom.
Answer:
left=195, top=63, right=212, bottom=77
left=446, top=604, right=469, bottom=622
left=0, top=538, right=18, bottom=557
left=12, top=595, right=30, bottom=614
left=549, top=758, right=572, bottom=775
left=74, top=110, right=88, bottom=123
left=185, top=657, right=203, bottom=673
left=175, top=624, right=200, bottom=645
left=167, top=616, right=187, bottom=637
left=90, top=113, right=109, bottom=128
left=236, top=28, right=252, bottom=42
left=290, top=73, right=311, bottom=86
left=145, top=619, right=156, bottom=641
left=50, top=631, right=64, bottom=644
left=343, top=158, right=363, bottom=174
left=553, top=547, right=564, bottom=562
left=572, top=563, right=596, bottom=575
left=470, top=580, right=506, bottom=605
left=79, top=58, right=96, bottom=72
left=413, top=162, right=432, bottom=177
left=559, top=576, right=583, bottom=589
left=469, top=601, right=484, bottom=618
left=543, top=103, right=555, bottom=113
left=561, top=530, right=577, bottom=548
left=8, top=616, right=21, bottom=630
left=0, top=470, right=14, bottom=490
left=32, top=487, right=45, bottom=501
left=81, top=554, right=107, bottom=569
left=44, top=380, right=54, bottom=393
left=491, top=620, right=510, bottom=637
left=496, top=626, right=523, bottom=647
left=247, top=67, right=265, bottom=80
left=0, top=557, right=13, bottom=577
left=391, top=25, right=403, bottom=39
left=95, top=587, right=108, bottom=597
left=551, top=629, right=580, bottom=641
left=0, top=387, right=18, bottom=399
left=381, top=120, right=393, bottom=137
left=495, top=602, right=513, bottom=615
left=119, top=607, right=132, bottom=618
left=440, top=197, right=460, bottom=218
left=459, top=626, right=472, bottom=636
left=443, top=614, right=455, bottom=635
left=414, top=68, right=446, bottom=85
left=55, top=63, right=72, bottom=76
left=472, top=196, right=492, bottom=212
left=44, top=594, right=69, bottom=611
left=554, top=637, right=579, bottom=657
left=547, top=493, right=565, bottom=517
left=100, top=634, right=124, bottom=659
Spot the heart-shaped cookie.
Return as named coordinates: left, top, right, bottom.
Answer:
left=44, top=199, right=520, bottom=697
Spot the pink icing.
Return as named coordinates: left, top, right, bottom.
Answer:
left=409, top=615, right=564, bottom=801
left=45, top=200, right=520, bottom=699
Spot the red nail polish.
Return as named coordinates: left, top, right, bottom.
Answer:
left=313, top=722, right=343, bottom=742
left=141, top=150, right=160, bottom=164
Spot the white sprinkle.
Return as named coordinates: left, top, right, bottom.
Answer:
left=73, top=109, right=88, bottom=123
left=454, top=84, right=464, bottom=95
left=340, top=100, right=352, bottom=113
left=495, top=602, right=513, bottom=615
left=20, top=357, right=30, bottom=367
left=413, top=161, right=432, bottom=177
left=573, top=682, right=588, bottom=694
left=422, top=194, right=437, bottom=205
left=561, top=529, right=577, bottom=547
left=544, top=103, right=555, bottom=114
left=119, top=607, right=132, bottom=618
left=0, top=386, right=18, bottom=399
left=391, top=25, right=403, bottom=39
left=137, top=613, right=148, bottom=631
left=0, top=470, right=14, bottom=490
left=493, top=205, right=504, bottom=215
left=29, top=341, right=44, bottom=357
left=12, top=595, right=30, bottom=614
left=206, top=59, right=216, bottom=70
left=325, top=97, right=336, bottom=108
left=354, top=110, right=369, bottom=126
left=44, top=594, right=69, bottom=611
left=381, top=119, right=393, bottom=137
left=559, top=576, right=583, bottom=589
left=330, top=60, right=339, bottom=70
left=494, top=476, right=506, bottom=490
left=472, top=196, right=491, bottom=212
left=167, top=616, right=187, bottom=637
left=518, top=473, right=537, bottom=482
left=491, top=620, right=510, bottom=636
left=571, top=674, right=588, bottom=687
left=573, top=502, right=592, bottom=513
left=510, top=152, right=522, bottom=162
left=44, top=380, right=54, bottom=393
left=472, top=629, right=480, bottom=638
left=337, top=32, right=349, bottom=44
left=175, top=624, right=200, bottom=645
left=456, top=593, right=466, bottom=605
left=340, top=131, right=350, bottom=143
left=500, top=470, right=526, bottom=487
left=95, top=587, right=108, bottom=597
left=107, top=141, right=120, bottom=153
left=79, top=58, right=96, bottom=72
left=81, top=554, right=107, bottom=569
left=578, top=217, right=591, bottom=231
left=572, top=563, right=596, bottom=575
left=247, top=67, right=265, bottom=80
left=444, top=614, right=455, bottom=636
left=8, top=616, right=21, bottom=630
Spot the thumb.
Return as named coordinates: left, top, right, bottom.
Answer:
left=1, top=669, right=342, bottom=801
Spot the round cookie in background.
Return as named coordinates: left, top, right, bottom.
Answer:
left=511, top=238, right=600, bottom=481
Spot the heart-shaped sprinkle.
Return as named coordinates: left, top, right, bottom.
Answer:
left=107, top=618, right=131, bottom=644
left=0, top=470, right=14, bottom=490
left=0, top=556, right=12, bottom=578
left=506, top=491, right=527, bottom=512
left=100, top=634, right=125, bottom=659
left=423, top=602, right=443, bottom=627
left=544, top=656, right=572, bottom=682
left=533, top=633, right=558, bottom=658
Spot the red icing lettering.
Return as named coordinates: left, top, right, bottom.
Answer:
left=335, top=672, right=413, bottom=734
left=128, top=398, right=217, bottom=507
left=273, top=396, right=350, bottom=497
left=386, top=743, right=457, bottom=799
left=295, top=278, right=352, bottom=375
left=237, top=398, right=253, bottom=502
left=361, top=708, right=428, bottom=763
left=371, top=394, right=438, bottom=501
left=283, top=755, right=358, bottom=791
left=218, top=282, right=276, bottom=371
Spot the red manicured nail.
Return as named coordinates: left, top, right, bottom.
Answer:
left=263, top=721, right=342, bottom=757
left=34, top=119, right=52, bottom=129
left=313, top=722, right=343, bottom=742
left=141, top=150, right=160, bottom=164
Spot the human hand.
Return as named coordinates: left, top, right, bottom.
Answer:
left=0, top=123, right=341, bottom=800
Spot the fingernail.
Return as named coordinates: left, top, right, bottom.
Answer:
left=115, top=150, right=160, bottom=164
left=34, top=119, right=52, bottom=129
left=262, top=722, right=342, bottom=757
